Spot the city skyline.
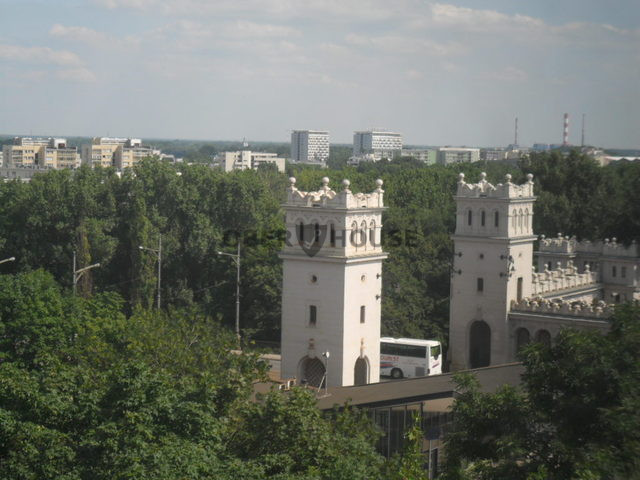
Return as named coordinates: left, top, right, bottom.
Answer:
left=1, top=0, right=639, bottom=148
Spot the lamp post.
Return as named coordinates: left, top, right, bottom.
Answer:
left=0, top=257, right=15, bottom=265
left=73, top=251, right=100, bottom=295
left=322, top=351, right=330, bottom=396
left=139, top=235, right=162, bottom=309
left=217, top=241, right=241, bottom=342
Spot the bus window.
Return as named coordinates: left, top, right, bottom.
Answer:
left=430, top=345, right=441, bottom=359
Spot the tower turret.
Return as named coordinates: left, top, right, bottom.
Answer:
left=280, top=177, right=387, bottom=387
left=449, top=172, right=536, bottom=370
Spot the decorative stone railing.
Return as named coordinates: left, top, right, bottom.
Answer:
left=456, top=172, right=534, bottom=199
left=539, top=234, right=639, bottom=258
left=510, top=297, right=613, bottom=319
left=286, top=177, right=384, bottom=209
left=531, top=262, right=598, bottom=295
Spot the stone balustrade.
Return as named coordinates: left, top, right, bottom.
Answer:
left=531, top=261, right=598, bottom=295
left=286, top=177, right=385, bottom=209
left=539, top=233, right=639, bottom=257
left=511, top=297, right=614, bottom=319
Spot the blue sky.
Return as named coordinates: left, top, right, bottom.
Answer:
left=1, top=0, right=638, bottom=147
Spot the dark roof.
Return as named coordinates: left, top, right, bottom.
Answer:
left=316, top=363, right=524, bottom=410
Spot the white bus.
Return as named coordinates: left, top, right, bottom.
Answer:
left=380, top=337, right=442, bottom=379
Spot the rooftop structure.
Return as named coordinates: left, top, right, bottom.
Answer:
left=2, top=137, right=79, bottom=169
left=437, top=147, right=480, bottom=165
left=353, top=130, right=402, bottom=161
left=213, top=150, right=285, bottom=172
left=81, top=137, right=157, bottom=169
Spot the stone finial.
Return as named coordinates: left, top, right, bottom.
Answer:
left=526, top=173, right=534, bottom=183
left=321, top=176, right=330, bottom=191
left=505, top=173, right=512, bottom=183
left=585, top=263, right=590, bottom=273
left=480, top=172, right=487, bottom=181
left=289, top=177, right=297, bottom=188
left=342, top=179, right=351, bottom=192
left=458, top=172, right=465, bottom=183
left=612, top=237, right=617, bottom=244
left=375, top=178, right=384, bottom=193
left=540, top=234, right=546, bottom=240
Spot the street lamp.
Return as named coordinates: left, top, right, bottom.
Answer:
left=217, top=242, right=241, bottom=342
left=73, top=251, right=100, bottom=295
left=0, top=257, right=15, bottom=265
left=321, top=351, right=330, bottom=396
left=139, top=234, right=162, bottom=309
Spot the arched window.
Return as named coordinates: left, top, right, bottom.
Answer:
left=468, top=210, right=473, bottom=226
left=330, top=223, right=336, bottom=247
left=469, top=321, right=491, bottom=368
left=524, top=209, right=529, bottom=231
left=535, top=329, right=551, bottom=347
left=512, top=211, right=517, bottom=229
left=515, top=327, right=530, bottom=354
left=369, top=220, right=376, bottom=246
left=300, top=357, right=326, bottom=388
left=360, top=220, right=368, bottom=245
left=350, top=221, right=359, bottom=247
left=298, top=221, right=305, bottom=244
left=481, top=210, right=486, bottom=227
left=314, top=222, right=321, bottom=245
left=494, top=211, right=499, bottom=227
left=518, top=209, right=523, bottom=231
left=354, top=357, right=369, bottom=386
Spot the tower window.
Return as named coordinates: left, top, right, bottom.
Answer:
left=468, top=210, right=473, bottom=226
left=494, top=211, right=499, bottom=227
left=612, top=266, right=617, bottom=278
left=330, top=224, right=336, bottom=247
left=517, top=277, right=523, bottom=301
left=314, top=223, right=321, bottom=245
left=621, top=266, right=626, bottom=278
left=360, top=305, right=366, bottom=324
left=298, top=222, right=304, bottom=244
left=309, top=305, right=317, bottom=326
left=481, top=210, right=485, bottom=227
left=477, top=278, right=484, bottom=293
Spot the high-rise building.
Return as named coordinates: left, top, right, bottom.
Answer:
left=353, top=130, right=402, bottom=161
left=291, top=130, right=329, bottom=165
left=2, top=137, right=80, bottom=169
left=81, top=137, right=157, bottom=169
left=280, top=177, right=387, bottom=387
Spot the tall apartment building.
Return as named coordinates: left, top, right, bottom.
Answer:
left=213, top=150, right=285, bottom=173
left=2, top=137, right=80, bottom=169
left=291, top=130, right=329, bottom=165
left=437, top=147, right=480, bottom=165
left=353, top=130, right=402, bottom=161
left=81, top=138, right=157, bottom=169
left=401, top=148, right=437, bottom=165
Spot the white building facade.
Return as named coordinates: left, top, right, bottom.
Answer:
left=280, top=177, right=387, bottom=387
left=291, top=130, right=329, bottom=165
left=437, top=147, right=480, bottom=165
left=214, top=150, right=285, bottom=172
left=353, top=130, right=402, bottom=161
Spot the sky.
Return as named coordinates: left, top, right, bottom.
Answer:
left=0, top=0, right=638, bottom=148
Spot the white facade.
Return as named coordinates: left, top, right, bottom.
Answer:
left=214, top=150, right=285, bottom=172
left=449, top=173, right=537, bottom=370
left=291, top=130, right=329, bottom=165
left=353, top=130, right=402, bottom=160
left=280, top=177, right=387, bottom=387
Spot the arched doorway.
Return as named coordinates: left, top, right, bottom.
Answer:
left=469, top=321, right=491, bottom=368
left=300, top=357, right=326, bottom=388
left=535, top=329, right=551, bottom=347
left=354, top=357, right=369, bottom=386
left=515, top=327, right=530, bottom=354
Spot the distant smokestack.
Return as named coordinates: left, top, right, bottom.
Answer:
left=563, top=113, right=569, bottom=146
left=514, top=117, right=518, bottom=145
left=581, top=114, right=585, bottom=147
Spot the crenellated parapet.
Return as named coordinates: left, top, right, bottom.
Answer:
left=531, top=261, right=598, bottom=295
left=456, top=172, right=535, bottom=199
left=539, top=234, right=639, bottom=258
left=511, top=297, right=613, bottom=319
left=286, top=177, right=384, bottom=209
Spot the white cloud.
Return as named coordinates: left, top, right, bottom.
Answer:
left=345, top=33, right=464, bottom=56
left=0, top=44, right=82, bottom=66
left=56, top=67, right=97, bottom=83
left=220, top=20, right=301, bottom=38
left=481, top=66, right=528, bottom=82
left=50, top=24, right=108, bottom=44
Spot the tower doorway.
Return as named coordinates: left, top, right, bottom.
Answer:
left=300, top=357, right=326, bottom=387
left=469, top=321, right=491, bottom=368
left=354, top=357, right=369, bottom=386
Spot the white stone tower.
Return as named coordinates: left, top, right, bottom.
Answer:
left=449, top=172, right=536, bottom=370
left=280, top=177, right=387, bottom=387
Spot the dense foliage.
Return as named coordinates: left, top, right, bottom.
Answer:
left=442, top=303, right=640, bottom=480
left=0, top=151, right=638, bottom=349
left=0, top=270, right=385, bottom=479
